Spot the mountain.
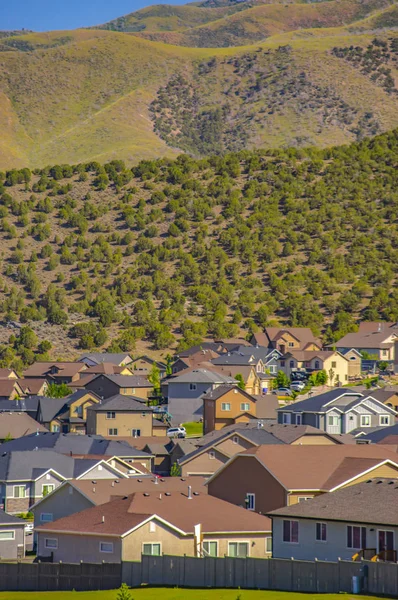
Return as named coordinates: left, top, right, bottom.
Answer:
left=0, top=0, right=398, bottom=168
left=0, top=129, right=398, bottom=364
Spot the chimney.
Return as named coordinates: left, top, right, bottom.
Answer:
left=188, top=485, right=192, bottom=500
left=102, top=515, right=105, bottom=523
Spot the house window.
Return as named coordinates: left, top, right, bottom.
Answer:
left=100, top=542, right=114, bottom=553
left=40, top=513, right=53, bottom=523
left=232, top=436, right=239, bottom=444
left=288, top=342, right=294, bottom=347
left=282, top=413, right=291, bottom=424
left=149, top=522, right=156, bottom=533
left=45, top=538, right=58, bottom=549
left=143, top=543, right=161, bottom=556
left=106, top=412, right=116, bottom=420
left=328, top=416, right=339, bottom=426
left=270, top=365, right=277, bottom=374
left=266, top=537, right=272, bottom=553
left=360, top=415, right=371, bottom=427
left=75, top=405, right=83, bottom=417
left=289, top=360, right=294, bottom=368
left=51, top=424, right=60, bottom=432
left=283, top=520, right=299, bottom=543
left=221, top=403, right=231, bottom=411
left=203, top=541, right=218, bottom=557
left=13, top=485, right=26, bottom=498
left=280, top=361, right=285, bottom=367
left=209, top=451, right=215, bottom=460
left=240, top=403, right=250, bottom=412
left=246, top=493, right=255, bottom=511
left=131, top=429, right=141, bottom=437
left=296, top=414, right=302, bottom=425
left=42, top=485, right=54, bottom=497
left=380, top=415, right=390, bottom=426
left=316, top=522, right=327, bottom=542
left=108, top=428, right=118, bottom=436
left=298, top=497, right=312, bottom=502
left=347, top=526, right=366, bottom=549
left=382, top=350, right=388, bottom=357
left=189, top=383, right=197, bottom=391
left=228, top=542, right=249, bottom=558
left=314, top=361, right=320, bottom=370
left=331, top=361, right=337, bottom=368
left=0, top=531, right=15, bottom=541
left=378, top=530, right=394, bottom=553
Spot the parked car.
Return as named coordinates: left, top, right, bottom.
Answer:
left=290, top=372, right=307, bottom=382
left=167, top=427, right=186, bottom=438
left=24, top=523, right=33, bottom=535
left=290, top=381, right=305, bottom=392
left=273, top=388, right=293, bottom=397
left=153, top=405, right=168, bottom=414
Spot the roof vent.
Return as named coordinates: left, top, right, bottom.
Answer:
left=115, top=480, right=119, bottom=484
left=143, top=492, right=150, bottom=497
left=160, top=478, right=165, bottom=482
left=137, top=479, right=142, bottom=483
left=92, top=481, right=97, bottom=484
left=187, top=485, right=192, bottom=500
left=193, top=492, right=199, bottom=496
left=165, top=492, right=171, bottom=497
left=101, top=515, right=105, bottom=523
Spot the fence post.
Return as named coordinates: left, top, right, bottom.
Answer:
left=338, top=557, right=341, bottom=593
left=291, top=557, right=294, bottom=592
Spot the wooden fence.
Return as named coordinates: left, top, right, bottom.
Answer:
left=1, top=555, right=398, bottom=596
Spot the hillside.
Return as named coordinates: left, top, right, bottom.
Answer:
left=0, top=129, right=398, bottom=367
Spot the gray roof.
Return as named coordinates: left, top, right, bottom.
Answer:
left=176, top=343, right=224, bottom=358
left=95, top=374, right=150, bottom=387
left=79, top=353, right=132, bottom=365
left=88, top=395, right=152, bottom=412
left=38, top=397, right=68, bottom=422
left=0, top=449, right=77, bottom=480
left=278, top=389, right=362, bottom=414
left=0, top=432, right=149, bottom=457
left=0, top=397, right=40, bottom=415
left=355, top=424, right=398, bottom=443
left=170, top=369, right=235, bottom=385
left=268, top=478, right=398, bottom=527
left=0, top=510, right=25, bottom=526
left=211, top=354, right=260, bottom=366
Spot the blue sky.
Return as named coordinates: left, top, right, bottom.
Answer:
left=1, top=0, right=189, bottom=32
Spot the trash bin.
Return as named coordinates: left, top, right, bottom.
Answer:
left=352, top=575, right=361, bottom=594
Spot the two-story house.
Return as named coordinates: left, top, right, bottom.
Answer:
left=277, top=389, right=397, bottom=434
left=278, top=350, right=349, bottom=384
left=86, top=395, right=153, bottom=438
left=202, top=384, right=257, bottom=434
left=129, top=356, right=167, bottom=378
left=251, top=328, right=322, bottom=354
left=23, top=362, right=87, bottom=385
left=83, top=374, right=153, bottom=401
left=333, top=322, right=398, bottom=367
left=167, top=368, right=235, bottom=424
left=78, top=353, right=133, bottom=367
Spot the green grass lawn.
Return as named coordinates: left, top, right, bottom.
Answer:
left=182, top=422, right=203, bottom=436
left=0, top=591, right=384, bottom=600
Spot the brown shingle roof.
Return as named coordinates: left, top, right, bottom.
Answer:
left=83, top=363, right=130, bottom=376
left=17, top=378, right=47, bottom=394
left=37, top=489, right=270, bottom=536
left=0, top=380, right=24, bottom=397
left=232, top=444, right=398, bottom=490
left=0, top=412, right=46, bottom=438
left=254, top=328, right=321, bottom=350
left=23, top=362, right=86, bottom=378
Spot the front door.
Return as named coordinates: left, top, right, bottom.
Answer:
left=378, top=530, right=394, bottom=553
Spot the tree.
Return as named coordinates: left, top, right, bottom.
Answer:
left=315, top=370, right=328, bottom=385
left=165, top=354, right=173, bottom=376
left=274, top=371, right=290, bottom=389
left=116, top=583, right=133, bottom=600
left=46, top=383, right=72, bottom=398
left=148, top=363, right=161, bottom=396
left=234, top=374, right=245, bottom=390
left=170, top=462, right=182, bottom=477
left=328, top=368, right=336, bottom=387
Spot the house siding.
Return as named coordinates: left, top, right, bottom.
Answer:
left=33, top=484, right=94, bottom=529
left=181, top=449, right=228, bottom=477
left=37, top=532, right=122, bottom=563
left=208, top=456, right=287, bottom=514
left=0, top=524, right=25, bottom=560
left=168, top=382, right=212, bottom=424
left=87, top=411, right=152, bottom=437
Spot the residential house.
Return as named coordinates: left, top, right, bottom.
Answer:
left=23, top=362, right=87, bottom=385
left=0, top=432, right=153, bottom=470
left=32, top=476, right=208, bottom=530
left=83, top=374, right=153, bottom=401
left=211, top=353, right=266, bottom=376
left=167, top=368, right=235, bottom=424
left=353, top=423, right=398, bottom=444
left=277, top=389, right=397, bottom=434
left=0, top=369, right=18, bottom=380
left=268, top=478, right=398, bottom=562
left=203, top=384, right=257, bottom=434
left=0, top=449, right=131, bottom=514
left=0, top=510, right=26, bottom=560
left=0, top=380, right=25, bottom=400
left=37, top=390, right=101, bottom=434
left=78, top=353, right=133, bottom=367
left=17, top=378, right=48, bottom=396
left=205, top=363, right=261, bottom=396
left=253, top=394, right=280, bottom=421
left=152, top=418, right=168, bottom=437
left=338, top=349, right=362, bottom=379
left=129, top=356, right=167, bottom=378
left=279, top=350, right=349, bottom=385
left=207, top=444, right=398, bottom=516
left=362, top=388, right=398, bottom=411
left=171, top=349, right=221, bottom=375
left=333, top=322, right=398, bottom=367
left=82, top=363, right=133, bottom=377
left=0, top=412, right=46, bottom=441
left=86, top=395, right=153, bottom=438
left=138, top=438, right=173, bottom=475
left=36, top=490, right=271, bottom=562
left=251, top=328, right=322, bottom=354
left=0, top=397, right=41, bottom=420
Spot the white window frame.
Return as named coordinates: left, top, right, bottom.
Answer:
left=328, top=415, right=339, bottom=426
left=377, top=529, right=394, bottom=553
left=232, top=436, right=239, bottom=445
left=246, top=493, right=255, bottom=511
left=282, top=413, right=291, bottom=424
left=316, top=522, right=327, bottom=542
left=380, top=415, right=390, bottom=426
left=108, top=428, right=118, bottom=436
left=347, top=525, right=366, bottom=550
left=106, top=412, right=116, bottom=420
left=40, top=513, right=53, bottom=523
left=228, top=541, right=250, bottom=558
left=42, top=484, right=55, bottom=496
left=189, top=383, right=197, bottom=391
left=209, top=451, right=215, bottom=460
left=0, top=530, right=15, bottom=541
left=13, top=485, right=26, bottom=498
left=99, top=541, right=114, bottom=553
left=44, top=538, right=58, bottom=549
left=297, top=496, right=312, bottom=502
left=131, top=429, right=141, bottom=437
left=221, top=403, right=231, bottom=411
left=142, top=542, right=162, bottom=556
left=282, top=520, right=299, bottom=544
left=203, top=540, right=218, bottom=557
left=360, top=414, right=371, bottom=427
left=149, top=521, right=156, bottom=533
left=288, top=342, right=294, bottom=347
left=240, top=403, right=250, bottom=412
left=266, top=537, right=272, bottom=554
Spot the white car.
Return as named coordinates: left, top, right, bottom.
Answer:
left=24, top=523, right=34, bottom=535
left=167, top=427, right=186, bottom=438
left=290, top=381, right=306, bottom=392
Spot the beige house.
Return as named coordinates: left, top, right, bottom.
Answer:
left=84, top=374, right=153, bottom=400
left=339, top=349, right=362, bottom=379
left=203, top=384, right=257, bottom=434
left=86, top=395, right=153, bottom=438
left=334, top=322, right=398, bottom=364
left=280, top=351, right=349, bottom=385
left=252, top=328, right=322, bottom=353
left=37, top=491, right=272, bottom=562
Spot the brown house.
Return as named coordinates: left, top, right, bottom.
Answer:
left=203, top=384, right=257, bottom=434
left=0, top=412, right=46, bottom=441
left=207, top=444, right=398, bottom=515
left=252, top=328, right=322, bottom=353
left=84, top=374, right=153, bottom=401
left=82, top=363, right=133, bottom=377
left=0, top=380, right=25, bottom=400
left=38, top=390, right=101, bottom=434
left=86, top=395, right=153, bottom=438
left=23, top=362, right=87, bottom=384
left=17, top=378, right=48, bottom=396
left=129, top=356, right=167, bottom=378
left=37, top=490, right=271, bottom=562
